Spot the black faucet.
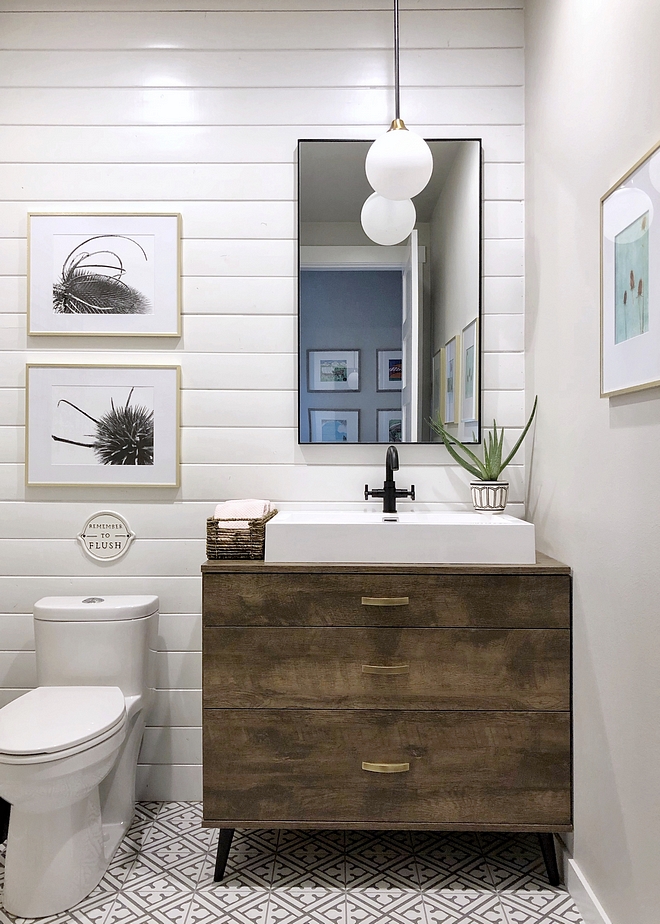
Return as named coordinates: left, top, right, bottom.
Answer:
left=364, top=445, right=415, bottom=513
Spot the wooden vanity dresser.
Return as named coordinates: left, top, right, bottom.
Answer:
left=201, top=555, right=572, bottom=881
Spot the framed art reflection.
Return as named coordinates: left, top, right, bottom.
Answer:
left=377, top=409, right=402, bottom=443
left=309, top=409, right=359, bottom=442
left=308, top=350, right=360, bottom=392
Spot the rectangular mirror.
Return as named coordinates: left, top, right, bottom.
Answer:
left=298, top=139, right=482, bottom=444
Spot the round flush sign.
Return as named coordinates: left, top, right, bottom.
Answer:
left=77, top=511, right=135, bottom=562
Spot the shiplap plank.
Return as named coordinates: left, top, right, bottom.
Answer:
left=156, top=651, right=201, bottom=689
left=0, top=164, right=293, bottom=201
left=140, top=727, right=202, bottom=764
left=0, top=614, right=34, bottom=649
left=0, top=389, right=23, bottom=425
left=0, top=48, right=523, bottom=88
left=482, top=314, right=524, bottom=353
left=0, top=125, right=524, bottom=166
left=0, top=538, right=206, bottom=576
left=483, top=200, right=523, bottom=239
left=0, top=576, right=201, bottom=616
left=483, top=275, right=524, bottom=314
left=0, top=427, right=22, bottom=463
left=149, top=689, right=201, bottom=728
left=0, top=461, right=525, bottom=503
left=0, top=11, right=524, bottom=51
left=0, top=161, right=516, bottom=205
left=158, top=614, right=202, bottom=652
left=482, top=351, right=524, bottom=389
left=0, top=501, right=215, bottom=539
left=484, top=163, right=524, bottom=200
left=182, top=427, right=295, bottom=464
left=0, top=86, right=523, bottom=128
left=482, top=388, right=525, bottom=427
left=483, top=238, right=524, bottom=276
left=0, top=651, right=36, bottom=687
left=180, top=389, right=296, bottom=427
left=182, top=277, right=296, bottom=314
left=0, top=200, right=295, bottom=239
left=0, top=352, right=296, bottom=390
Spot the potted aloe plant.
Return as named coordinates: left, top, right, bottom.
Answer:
left=430, top=397, right=537, bottom=513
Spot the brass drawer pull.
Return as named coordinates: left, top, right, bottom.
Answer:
left=362, top=761, right=410, bottom=773
left=361, top=663, right=409, bottom=675
left=361, top=596, right=409, bottom=607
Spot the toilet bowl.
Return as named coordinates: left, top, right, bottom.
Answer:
left=0, top=595, right=158, bottom=918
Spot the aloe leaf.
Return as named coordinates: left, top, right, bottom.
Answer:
left=430, top=419, right=486, bottom=479
left=441, top=435, right=486, bottom=479
left=499, top=396, right=538, bottom=472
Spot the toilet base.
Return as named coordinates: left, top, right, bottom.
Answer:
left=4, top=789, right=109, bottom=918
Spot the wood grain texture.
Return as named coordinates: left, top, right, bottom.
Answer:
left=202, top=709, right=571, bottom=827
left=202, top=567, right=571, bottom=629
left=203, top=626, right=570, bottom=710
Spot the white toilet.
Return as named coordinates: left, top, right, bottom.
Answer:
left=0, top=595, right=159, bottom=918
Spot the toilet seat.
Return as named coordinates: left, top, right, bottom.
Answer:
left=0, top=687, right=126, bottom=762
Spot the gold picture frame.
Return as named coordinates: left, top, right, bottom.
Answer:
left=28, top=213, right=182, bottom=337
left=601, top=139, right=660, bottom=397
left=26, top=364, right=180, bottom=487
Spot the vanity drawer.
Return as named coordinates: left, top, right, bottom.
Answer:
left=203, top=709, right=572, bottom=828
left=203, top=570, right=571, bottom=629
left=203, top=626, right=570, bottom=711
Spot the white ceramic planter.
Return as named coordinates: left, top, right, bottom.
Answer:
left=470, top=481, right=509, bottom=514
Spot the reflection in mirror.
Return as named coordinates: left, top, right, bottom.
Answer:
left=298, top=139, right=482, bottom=444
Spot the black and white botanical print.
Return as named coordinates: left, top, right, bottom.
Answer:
left=51, top=385, right=154, bottom=466
left=52, top=233, right=155, bottom=315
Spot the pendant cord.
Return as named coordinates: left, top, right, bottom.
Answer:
left=393, top=0, right=400, bottom=121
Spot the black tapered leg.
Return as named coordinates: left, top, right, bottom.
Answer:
left=213, top=828, right=235, bottom=882
left=538, top=833, right=561, bottom=886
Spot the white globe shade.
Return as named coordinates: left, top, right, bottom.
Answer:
left=360, top=193, right=416, bottom=246
left=365, top=129, right=433, bottom=200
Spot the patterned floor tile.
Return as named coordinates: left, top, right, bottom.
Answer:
left=423, top=892, right=507, bottom=923
left=186, top=889, right=269, bottom=924
left=268, top=890, right=346, bottom=924
left=198, top=833, right=278, bottom=889
left=346, top=890, right=426, bottom=924
left=0, top=891, right=117, bottom=924
left=272, top=847, right=346, bottom=889
left=121, top=852, right=207, bottom=892
left=104, top=891, right=193, bottom=924
left=413, top=832, right=494, bottom=891
left=500, top=892, right=584, bottom=924
left=344, top=831, right=419, bottom=891
left=479, top=835, right=562, bottom=892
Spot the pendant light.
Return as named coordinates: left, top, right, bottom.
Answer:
left=365, top=0, right=433, bottom=201
left=361, top=192, right=416, bottom=246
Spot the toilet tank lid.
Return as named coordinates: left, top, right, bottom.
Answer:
left=0, top=686, right=126, bottom=755
left=34, top=595, right=159, bottom=621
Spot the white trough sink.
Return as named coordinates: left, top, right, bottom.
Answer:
left=264, top=511, right=536, bottom=565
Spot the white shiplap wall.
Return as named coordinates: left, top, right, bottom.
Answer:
left=0, top=0, right=524, bottom=799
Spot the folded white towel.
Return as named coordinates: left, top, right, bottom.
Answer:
left=213, top=498, right=272, bottom=529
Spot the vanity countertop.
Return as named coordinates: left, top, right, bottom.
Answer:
left=202, top=551, right=570, bottom=574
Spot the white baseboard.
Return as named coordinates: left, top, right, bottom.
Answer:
left=558, top=839, right=613, bottom=924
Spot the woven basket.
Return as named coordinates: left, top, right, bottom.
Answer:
left=206, top=508, right=278, bottom=560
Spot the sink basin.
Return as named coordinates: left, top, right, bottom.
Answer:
left=264, top=511, right=535, bottom=565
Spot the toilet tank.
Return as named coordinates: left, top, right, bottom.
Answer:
left=33, top=596, right=159, bottom=697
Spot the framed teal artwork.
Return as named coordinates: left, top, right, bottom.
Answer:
left=601, top=139, right=660, bottom=396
